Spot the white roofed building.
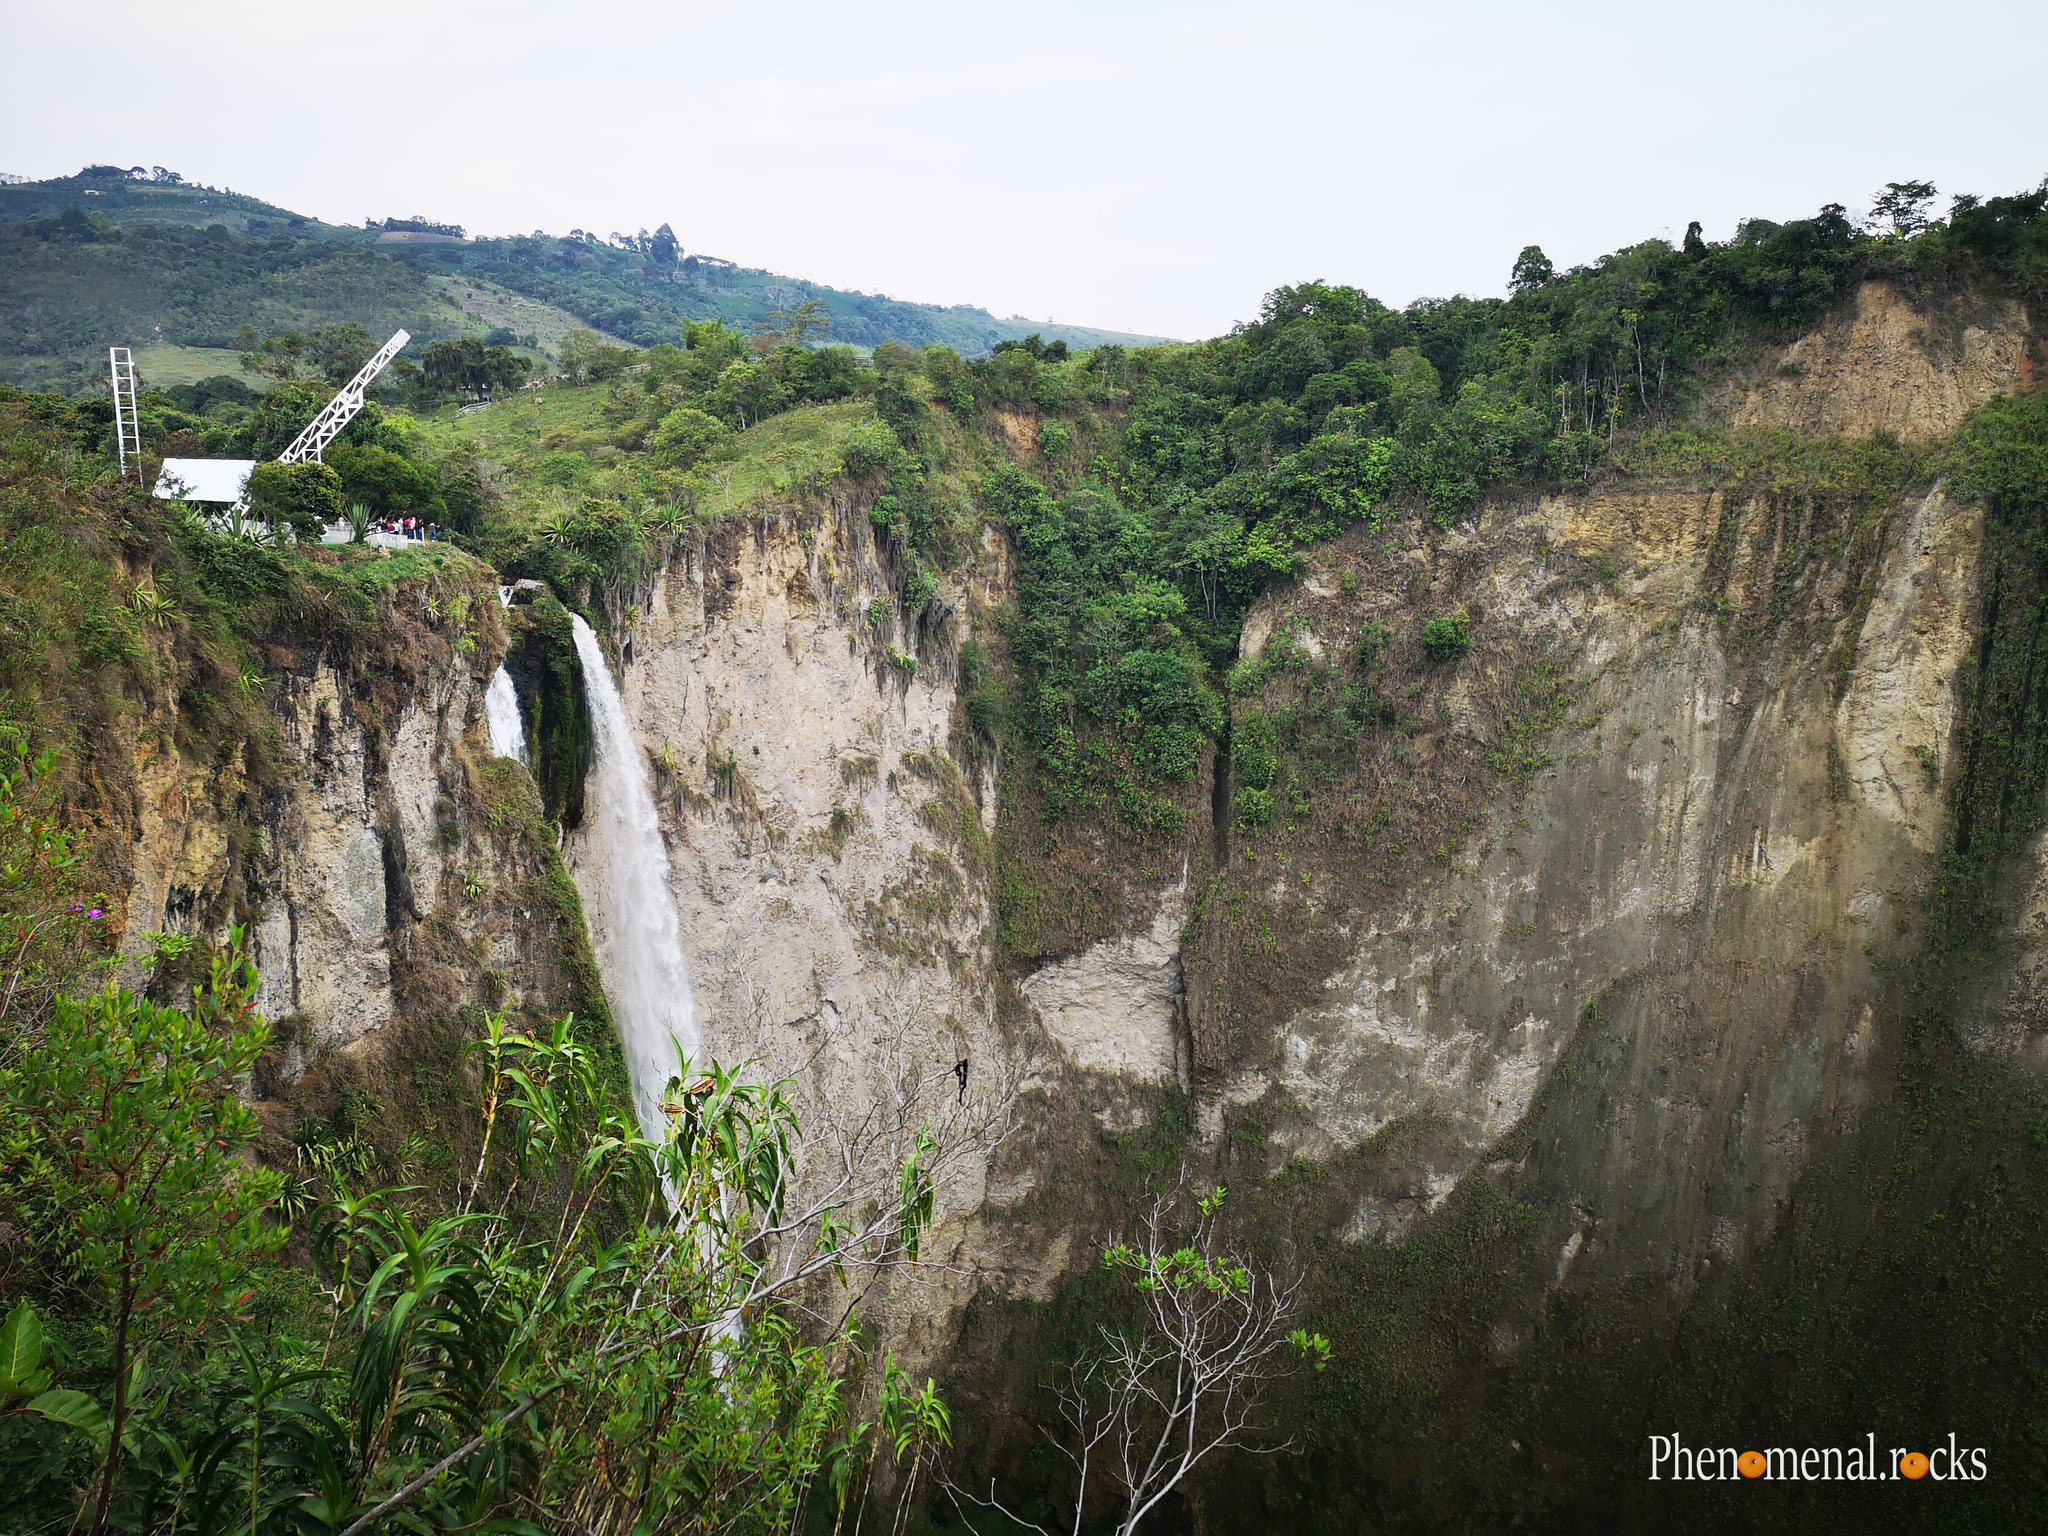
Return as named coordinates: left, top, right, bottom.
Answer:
left=153, top=458, right=256, bottom=503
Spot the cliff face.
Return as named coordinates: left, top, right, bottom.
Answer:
left=1196, top=475, right=1981, bottom=1266
left=1725, top=278, right=2033, bottom=441
left=109, top=557, right=602, bottom=1152
left=579, top=498, right=1036, bottom=1354
left=536, top=280, right=2039, bottom=1531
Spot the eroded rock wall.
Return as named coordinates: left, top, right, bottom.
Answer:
left=566, top=281, right=2040, bottom=1412
left=114, top=569, right=594, bottom=1096
left=580, top=500, right=1041, bottom=1359
left=1725, top=278, right=2034, bottom=441
left=1206, top=477, right=1981, bottom=1279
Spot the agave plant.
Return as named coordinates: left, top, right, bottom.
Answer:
left=128, top=582, right=177, bottom=628
left=346, top=500, right=372, bottom=542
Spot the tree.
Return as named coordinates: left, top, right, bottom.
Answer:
left=419, top=338, right=530, bottom=402
left=307, top=323, right=376, bottom=386
left=483, top=345, right=530, bottom=397
left=245, top=460, right=343, bottom=542
left=237, top=328, right=310, bottom=383
left=558, top=328, right=633, bottom=384
left=753, top=297, right=833, bottom=351
left=680, top=318, right=749, bottom=378
left=329, top=443, right=443, bottom=518
left=650, top=406, right=732, bottom=470
left=242, top=381, right=328, bottom=459
left=703, top=361, right=794, bottom=430
left=1510, top=244, right=1554, bottom=291
left=992, top=333, right=1067, bottom=363
left=951, top=1182, right=1327, bottom=1536
left=648, top=221, right=680, bottom=271
left=806, top=345, right=862, bottom=401
left=421, top=337, right=487, bottom=399
left=1871, top=179, right=1938, bottom=237
left=1683, top=220, right=1707, bottom=257
left=0, top=940, right=285, bottom=1535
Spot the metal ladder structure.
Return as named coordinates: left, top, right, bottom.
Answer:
left=108, top=347, right=142, bottom=478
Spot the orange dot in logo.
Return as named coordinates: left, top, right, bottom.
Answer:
left=1900, top=1452, right=1931, bottom=1480
left=1737, top=1451, right=1766, bottom=1479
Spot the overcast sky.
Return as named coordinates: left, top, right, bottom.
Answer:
left=7, top=0, right=2044, bottom=340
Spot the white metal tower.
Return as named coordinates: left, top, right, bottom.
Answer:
left=224, top=329, right=410, bottom=524
left=109, top=347, right=142, bottom=477
left=276, top=329, right=411, bottom=464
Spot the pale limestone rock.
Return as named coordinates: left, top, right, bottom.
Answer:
left=1835, top=482, right=1980, bottom=851
left=581, top=505, right=1024, bottom=1375
left=1019, top=885, right=1186, bottom=1084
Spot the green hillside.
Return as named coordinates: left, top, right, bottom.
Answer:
left=0, top=166, right=1172, bottom=392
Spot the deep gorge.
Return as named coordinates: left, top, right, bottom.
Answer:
left=5, top=193, right=2048, bottom=1532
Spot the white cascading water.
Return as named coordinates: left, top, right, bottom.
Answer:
left=566, top=614, right=699, bottom=1140
left=484, top=667, right=529, bottom=764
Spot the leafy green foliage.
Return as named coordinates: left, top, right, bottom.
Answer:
left=987, top=463, right=1221, bottom=830
left=1, top=1301, right=115, bottom=1458
left=1, top=917, right=949, bottom=1534
left=1419, top=612, right=1470, bottom=661
left=417, top=336, right=529, bottom=400
left=0, top=739, right=111, bottom=1033
left=235, top=322, right=380, bottom=387
left=246, top=460, right=343, bottom=542
left=1, top=935, right=285, bottom=1530
left=0, top=171, right=1169, bottom=391
left=648, top=405, right=731, bottom=469
left=506, top=594, right=593, bottom=828
left=326, top=442, right=443, bottom=520
left=0, top=218, right=444, bottom=390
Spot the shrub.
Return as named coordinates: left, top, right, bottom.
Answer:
left=244, top=459, right=342, bottom=542
left=649, top=406, right=732, bottom=471
left=1420, top=612, right=1470, bottom=661
left=841, top=421, right=898, bottom=479
left=1234, top=712, right=1278, bottom=790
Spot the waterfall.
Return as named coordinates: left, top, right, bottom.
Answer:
left=566, top=614, right=699, bottom=1140
left=485, top=667, right=529, bottom=764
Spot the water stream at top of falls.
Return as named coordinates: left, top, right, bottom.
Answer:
left=566, top=614, right=699, bottom=1140
left=485, top=667, right=529, bottom=764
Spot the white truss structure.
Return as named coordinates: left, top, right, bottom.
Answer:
left=109, top=347, right=142, bottom=478
left=226, top=329, right=410, bottom=523
left=276, top=328, right=411, bottom=464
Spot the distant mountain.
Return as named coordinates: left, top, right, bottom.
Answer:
left=0, top=166, right=1174, bottom=393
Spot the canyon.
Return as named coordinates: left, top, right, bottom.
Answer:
left=94, top=275, right=2047, bottom=1526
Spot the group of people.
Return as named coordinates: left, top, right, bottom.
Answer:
left=367, top=515, right=438, bottom=542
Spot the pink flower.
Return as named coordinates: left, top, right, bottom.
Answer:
left=87, top=908, right=103, bottom=920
